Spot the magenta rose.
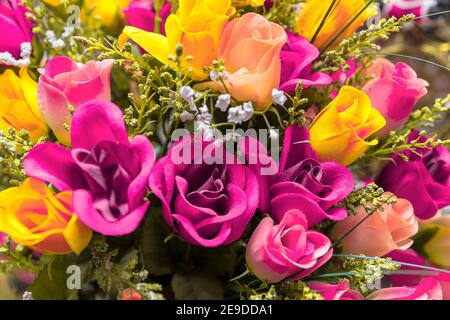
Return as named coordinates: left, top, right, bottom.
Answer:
left=38, top=56, right=114, bottom=145
left=124, top=0, right=171, bottom=35
left=0, top=0, right=32, bottom=59
left=308, top=281, right=363, bottom=300
left=279, top=32, right=332, bottom=92
left=364, top=58, right=428, bottom=135
left=246, top=209, right=332, bottom=283
left=367, top=277, right=443, bottom=300
left=242, top=125, right=354, bottom=227
left=148, top=135, right=259, bottom=248
left=377, top=132, right=450, bottom=220
left=24, top=101, right=155, bottom=236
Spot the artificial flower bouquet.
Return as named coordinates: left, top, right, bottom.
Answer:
left=0, top=0, right=449, bottom=301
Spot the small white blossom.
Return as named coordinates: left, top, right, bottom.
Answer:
left=228, top=102, right=254, bottom=124
left=197, top=104, right=212, bottom=123
left=215, top=94, right=231, bottom=112
left=209, top=70, right=229, bottom=81
left=180, top=110, right=195, bottom=123
left=272, top=88, right=287, bottom=106
left=0, top=42, right=32, bottom=67
left=195, top=121, right=214, bottom=141
left=179, top=86, right=197, bottom=111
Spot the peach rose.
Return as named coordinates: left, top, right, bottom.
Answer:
left=330, top=193, right=419, bottom=257
left=197, top=13, right=287, bottom=110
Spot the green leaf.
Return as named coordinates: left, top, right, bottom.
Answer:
left=171, top=272, right=224, bottom=300
left=29, top=256, right=83, bottom=300
left=141, top=208, right=174, bottom=276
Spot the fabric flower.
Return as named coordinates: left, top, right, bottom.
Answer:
left=296, top=0, right=377, bottom=51
left=242, top=125, right=354, bottom=226
left=386, top=249, right=450, bottom=300
left=0, top=178, right=92, bottom=255
left=330, top=193, right=419, bottom=257
left=279, top=32, right=332, bottom=93
left=363, top=58, right=428, bottom=135
left=367, top=277, right=443, bottom=300
left=83, top=0, right=132, bottom=33
left=233, top=0, right=265, bottom=7
left=196, top=13, right=287, bottom=110
left=309, top=86, right=386, bottom=166
left=38, top=56, right=113, bottom=145
left=308, top=281, right=363, bottom=300
left=0, top=69, right=48, bottom=142
left=246, top=209, right=332, bottom=283
left=148, top=135, right=259, bottom=248
left=124, top=0, right=172, bottom=35
left=421, top=215, right=450, bottom=268
left=120, top=0, right=234, bottom=80
left=24, top=101, right=155, bottom=236
left=0, top=0, right=33, bottom=59
left=377, top=132, right=450, bottom=220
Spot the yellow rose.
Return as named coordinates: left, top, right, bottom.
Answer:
left=0, top=69, right=48, bottom=143
left=119, top=0, right=234, bottom=80
left=83, top=0, right=132, bottom=33
left=297, top=0, right=377, bottom=51
left=0, top=178, right=92, bottom=255
left=421, top=215, right=450, bottom=268
left=309, top=86, right=386, bottom=166
left=232, top=0, right=265, bottom=7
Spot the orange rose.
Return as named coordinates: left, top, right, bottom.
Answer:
left=330, top=193, right=419, bottom=257
left=197, top=13, right=287, bottom=110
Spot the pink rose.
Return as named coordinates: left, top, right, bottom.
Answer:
left=367, top=277, right=443, bottom=300
left=363, top=58, right=428, bottom=135
left=246, top=209, right=332, bottom=283
left=308, top=281, right=363, bottom=300
left=386, top=249, right=450, bottom=300
left=330, top=193, right=419, bottom=257
left=38, top=56, right=114, bottom=145
left=0, top=0, right=33, bottom=59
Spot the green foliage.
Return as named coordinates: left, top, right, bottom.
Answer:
left=234, top=280, right=323, bottom=300
left=360, top=95, right=450, bottom=163
left=339, top=183, right=395, bottom=216
left=172, top=272, right=224, bottom=300
left=317, top=14, right=415, bottom=74
left=264, top=0, right=305, bottom=32
left=0, top=238, right=43, bottom=274
left=0, top=128, right=46, bottom=189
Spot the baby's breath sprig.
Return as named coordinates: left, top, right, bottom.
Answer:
left=235, top=280, right=323, bottom=300
left=340, top=183, right=394, bottom=216
left=264, top=0, right=305, bottom=32
left=0, top=237, right=43, bottom=273
left=341, top=256, right=400, bottom=295
left=316, top=14, right=415, bottom=74
left=0, top=128, right=46, bottom=188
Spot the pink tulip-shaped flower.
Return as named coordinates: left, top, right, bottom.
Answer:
left=308, top=281, right=364, bottom=300
left=279, top=32, right=332, bottom=92
left=246, top=209, right=332, bottom=283
left=38, top=56, right=114, bottom=145
left=24, top=101, right=155, bottom=236
left=367, top=277, right=443, bottom=300
left=363, top=58, right=428, bottom=135
left=0, top=0, right=32, bottom=59
left=124, top=0, right=172, bottom=35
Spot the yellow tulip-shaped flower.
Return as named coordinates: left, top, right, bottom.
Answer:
left=120, top=0, right=234, bottom=80
left=422, top=215, right=450, bottom=268
left=0, top=178, right=92, bottom=255
left=0, top=69, right=48, bottom=143
left=309, top=86, right=386, bottom=166
left=232, top=0, right=265, bottom=7
left=83, top=0, right=132, bottom=33
left=297, top=0, right=377, bottom=51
